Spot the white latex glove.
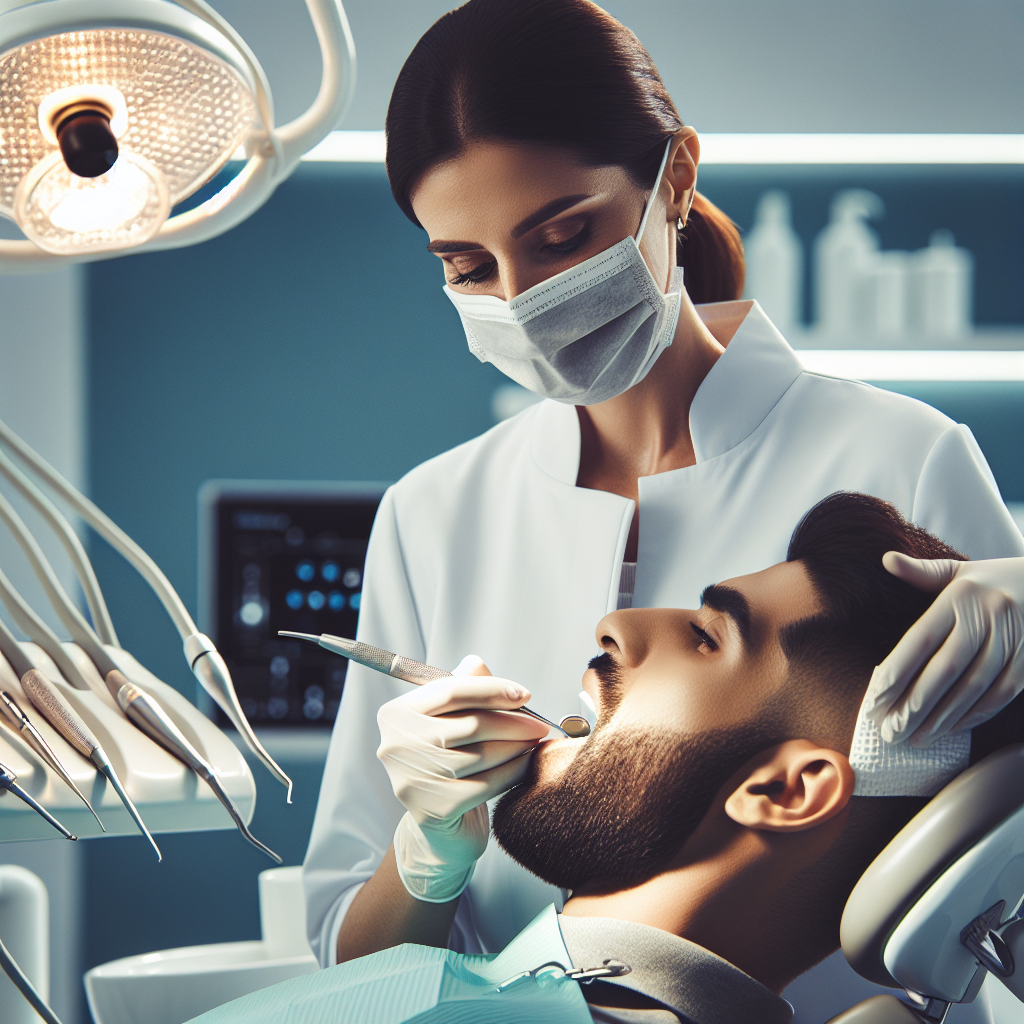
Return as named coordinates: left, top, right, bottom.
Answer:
left=864, top=554, right=1024, bottom=746
left=377, top=655, right=549, bottom=902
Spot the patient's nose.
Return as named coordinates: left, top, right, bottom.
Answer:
left=595, top=610, right=650, bottom=668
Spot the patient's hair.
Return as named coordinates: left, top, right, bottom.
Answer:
left=778, top=491, right=966, bottom=748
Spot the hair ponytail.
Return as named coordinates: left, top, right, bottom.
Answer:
left=387, top=0, right=746, bottom=304
left=677, top=193, right=746, bottom=304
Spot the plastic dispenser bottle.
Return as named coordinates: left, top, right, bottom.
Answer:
left=814, top=190, right=884, bottom=336
left=911, top=230, right=974, bottom=339
left=743, top=190, right=803, bottom=336
left=865, top=250, right=910, bottom=340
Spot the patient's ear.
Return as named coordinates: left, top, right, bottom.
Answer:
left=724, top=740, right=855, bottom=832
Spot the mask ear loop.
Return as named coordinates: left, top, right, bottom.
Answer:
left=634, top=138, right=675, bottom=245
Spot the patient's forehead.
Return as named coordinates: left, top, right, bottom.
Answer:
left=720, top=560, right=820, bottom=639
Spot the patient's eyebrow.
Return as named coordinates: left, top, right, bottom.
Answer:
left=699, top=584, right=753, bottom=648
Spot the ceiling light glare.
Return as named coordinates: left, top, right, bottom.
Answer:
left=15, top=149, right=170, bottom=254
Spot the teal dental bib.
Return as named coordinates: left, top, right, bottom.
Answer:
left=186, top=904, right=592, bottom=1024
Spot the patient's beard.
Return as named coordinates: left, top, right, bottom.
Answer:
left=492, top=719, right=783, bottom=893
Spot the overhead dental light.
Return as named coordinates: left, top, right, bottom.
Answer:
left=0, top=0, right=355, bottom=269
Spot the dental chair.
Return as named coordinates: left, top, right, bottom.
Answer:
left=84, top=746, right=1024, bottom=1024
left=830, top=744, right=1024, bottom=1023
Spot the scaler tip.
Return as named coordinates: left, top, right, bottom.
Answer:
left=278, top=631, right=320, bottom=643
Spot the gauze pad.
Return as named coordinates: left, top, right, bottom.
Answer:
left=849, top=675, right=970, bottom=797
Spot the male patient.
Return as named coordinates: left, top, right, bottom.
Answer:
left=190, top=492, right=1021, bottom=1024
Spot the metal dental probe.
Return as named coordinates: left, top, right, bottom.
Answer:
left=0, top=759, right=77, bottom=840
left=19, top=669, right=162, bottom=861
left=111, top=672, right=282, bottom=864
left=278, top=632, right=592, bottom=738
left=0, top=931, right=64, bottom=1024
left=0, top=690, right=105, bottom=831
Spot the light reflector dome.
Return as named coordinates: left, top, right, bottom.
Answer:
left=0, top=23, right=256, bottom=253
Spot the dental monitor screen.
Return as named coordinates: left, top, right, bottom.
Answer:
left=200, top=482, right=385, bottom=727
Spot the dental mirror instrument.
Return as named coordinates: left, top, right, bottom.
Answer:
left=0, top=931, right=64, bottom=1024
left=279, top=632, right=592, bottom=738
left=19, top=669, right=162, bottom=861
left=0, top=447, right=117, bottom=645
left=0, top=690, right=105, bottom=831
left=112, top=676, right=282, bottom=864
left=0, top=759, right=77, bottom=840
left=0, top=418, right=293, bottom=802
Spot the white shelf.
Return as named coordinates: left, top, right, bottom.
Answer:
left=0, top=643, right=254, bottom=843
left=788, top=328, right=1024, bottom=351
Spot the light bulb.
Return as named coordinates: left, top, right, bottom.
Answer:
left=15, top=150, right=170, bottom=255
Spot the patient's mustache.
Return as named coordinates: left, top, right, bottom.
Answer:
left=586, top=652, right=622, bottom=727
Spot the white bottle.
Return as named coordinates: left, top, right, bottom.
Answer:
left=814, top=190, right=884, bottom=335
left=862, top=250, right=910, bottom=340
left=743, top=190, right=803, bottom=335
left=910, top=230, right=974, bottom=339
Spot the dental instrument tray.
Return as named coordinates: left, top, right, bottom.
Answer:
left=0, top=642, right=256, bottom=843
left=199, top=481, right=387, bottom=728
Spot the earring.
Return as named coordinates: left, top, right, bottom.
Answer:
left=676, top=216, right=685, bottom=231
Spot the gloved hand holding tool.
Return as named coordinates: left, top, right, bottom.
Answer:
left=867, top=554, right=1024, bottom=745
left=376, top=655, right=551, bottom=902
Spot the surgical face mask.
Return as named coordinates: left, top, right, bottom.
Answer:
left=443, top=142, right=684, bottom=406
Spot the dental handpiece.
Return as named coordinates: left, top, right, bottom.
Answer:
left=0, top=690, right=105, bottom=831
left=0, top=759, right=77, bottom=840
left=278, top=632, right=592, bottom=738
left=19, top=669, right=162, bottom=861
left=109, top=670, right=282, bottom=864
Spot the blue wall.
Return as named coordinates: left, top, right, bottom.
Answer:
left=80, top=162, right=1023, bottom=1013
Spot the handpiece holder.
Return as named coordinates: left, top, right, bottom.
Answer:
left=0, top=416, right=293, bottom=801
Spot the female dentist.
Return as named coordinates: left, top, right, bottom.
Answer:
left=304, top=0, right=1024, bottom=972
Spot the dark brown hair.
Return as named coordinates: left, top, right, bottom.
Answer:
left=782, top=491, right=967, bottom=735
left=385, top=0, right=745, bottom=304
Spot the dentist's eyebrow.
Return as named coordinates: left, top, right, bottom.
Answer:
left=511, top=193, right=591, bottom=239
left=426, top=194, right=594, bottom=253
left=699, top=584, right=753, bottom=648
left=426, top=239, right=486, bottom=253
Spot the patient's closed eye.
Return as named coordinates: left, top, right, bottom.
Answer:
left=690, top=623, right=718, bottom=652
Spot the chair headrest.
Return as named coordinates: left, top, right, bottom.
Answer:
left=841, top=744, right=1024, bottom=994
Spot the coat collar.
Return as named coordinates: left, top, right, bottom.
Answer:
left=688, top=300, right=805, bottom=464
left=529, top=301, right=805, bottom=483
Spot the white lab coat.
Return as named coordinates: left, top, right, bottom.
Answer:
left=304, top=301, right=1024, bottom=980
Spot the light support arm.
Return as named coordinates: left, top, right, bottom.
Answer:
left=0, top=417, right=293, bottom=799
left=274, top=0, right=356, bottom=168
